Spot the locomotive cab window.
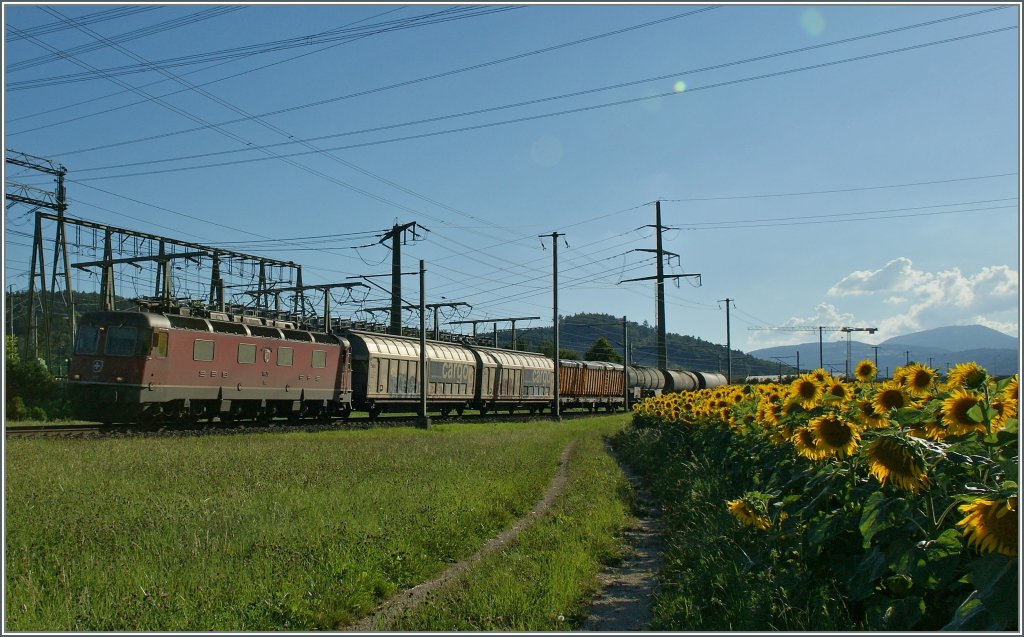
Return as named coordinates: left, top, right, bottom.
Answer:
left=104, top=326, right=140, bottom=357
left=312, top=349, right=327, bottom=369
left=277, top=347, right=294, bottom=367
left=152, top=331, right=168, bottom=358
left=238, top=343, right=257, bottom=364
left=193, top=339, right=215, bottom=362
left=74, top=325, right=100, bottom=355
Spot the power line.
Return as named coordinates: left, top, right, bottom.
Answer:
left=7, top=7, right=244, bottom=73
left=48, top=6, right=998, bottom=159
left=66, top=25, right=1018, bottom=182
left=6, top=6, right=523, bottom=90
left=44, top=8, right=715, bottom=154
left=5, top=6, right=161, bottom=41
left=5, top=7, right=411, bottom=130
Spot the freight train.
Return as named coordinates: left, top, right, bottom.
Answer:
left=66, top=309, right=727, bottom=425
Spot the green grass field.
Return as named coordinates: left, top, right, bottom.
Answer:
left=5, top=415, right=632, bottom=631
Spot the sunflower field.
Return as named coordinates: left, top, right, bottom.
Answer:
left=628, top=361, right=1018, bottom=631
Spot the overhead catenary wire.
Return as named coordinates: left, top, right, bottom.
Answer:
left=6, top=5, right=525, bottom=90
left=46, top=6, right=1001, bottom=159
left=63, top=24, right=1018, bottom=182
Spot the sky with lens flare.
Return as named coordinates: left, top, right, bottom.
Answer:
left=3, top=3, right=1020, bottom=359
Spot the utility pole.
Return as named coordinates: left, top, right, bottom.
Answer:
left=871, top=346, right=879, bottom=375
left=417, top=260, right=430, bottom=429
left=718, top=298, right=734, bottom=383
left=541, top=232, right=563, bottom=420
left=379, top=221, right=425, bottom=336
left=619, top=201, right=700, bottom=369
left=8, top=150, right=72, bottom=366
left=905, top=350, right=911, bottom=366
left=7, top=285, right=14, bottom=337
left=654, top=201, right=667, bottom=369
left=623, top=315, right=629, bottom=410
left=840, top=326, right=877, bottom=379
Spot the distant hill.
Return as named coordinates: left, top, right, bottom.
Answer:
left=881, top=324, right=1018, bottom=352
left=504, top=312, right=779, bottom=376
left=749, top=324, right=1020, bottom=378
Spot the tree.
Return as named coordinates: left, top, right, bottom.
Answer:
left=584, top=336, right=624, bottom=363
left=536, top=340, right=580, bottom=360
left=5, top=334, right=64, bottom=421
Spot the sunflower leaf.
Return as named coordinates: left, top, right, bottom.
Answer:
left=945, top=555, right=1018, bottom=631
left=891, top=529, right=961, bottom=591
left=966, top=404, right=987, bottom=424
left=866, top=595, right=925, bottom=630
left=837, top=545, right=885, bottom=601
left=859, top=491, right=909, bottom=548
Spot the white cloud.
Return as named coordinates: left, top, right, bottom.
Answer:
left=746, top=303, right=856, bottom=348
left=827, top=257, right=927, bottom=297
left=828, top=258, right=1019, bottom=340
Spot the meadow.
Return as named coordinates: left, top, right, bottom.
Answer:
left=5, top=415, right=632, bottom=631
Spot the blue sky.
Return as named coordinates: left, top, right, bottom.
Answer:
left=3, top=3, right=1020, bottom=359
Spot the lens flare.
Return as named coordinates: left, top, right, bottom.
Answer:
left=673, top=80, right=686, bottom=93
left=801, top=8, right=825, bottom=37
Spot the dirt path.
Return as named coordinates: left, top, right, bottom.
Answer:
left=340, top=439, right=578, bottom=632
left=579, top=447, right=664, bottom=631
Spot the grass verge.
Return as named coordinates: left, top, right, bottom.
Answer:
left=5, top=415, right=631, bottom=631
left=380, top=419, right=634, bottom=631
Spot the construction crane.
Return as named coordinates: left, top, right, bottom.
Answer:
left=749, top=324, right=880, bottom=376
left=747, top=325, right=845, bottom=370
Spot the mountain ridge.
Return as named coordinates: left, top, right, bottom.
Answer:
left=749, top=324, right=1019, bottom=378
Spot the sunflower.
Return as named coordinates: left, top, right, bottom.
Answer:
left=1002, top=375, right=1019, bottom=400
left=810, top=368, right=830, bottom=384
left=726, top=498, right=771, bottom=531
left=824, top=379, right=851, bottom=402
left=958, top=496, right=1018, bottom=556
left=899, top=363, right=937, bottom=398
left=789, top=374, right=823, bottom=409
left=941, top=388, right=986, bottom=436
left=855, top=359, right=877, bottom=382
left=990, top=394, right=1018, bottom=432
left=791, top=427, right=828, bottom=460
left=947, top=362, right=988, bottom=389
left=855, top=398, right=889, bottom=429
left=810, top=413, right=860, bottom=457
left=757, top=400, right=784, bottom=426
left=872, top=381, right=912, bottom=413
left=866, top=436, right=930, bottom=492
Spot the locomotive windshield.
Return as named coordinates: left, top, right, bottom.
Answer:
left=104, top=326, right=144, bottom=357
left=73, top=325, right=100, bottom=355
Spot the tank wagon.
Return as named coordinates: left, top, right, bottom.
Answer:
left=67, top=309, right=730, bottom=424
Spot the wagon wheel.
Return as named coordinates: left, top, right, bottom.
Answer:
left=440, top=408, right=451, bottom=418
left=508, top=406, right=515, bottom=415
left=456, top=406, right=465, bottom=417
left=369, top=405, right=382, bottom=419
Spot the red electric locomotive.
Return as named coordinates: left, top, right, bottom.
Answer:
left=68, top=310, right=352, bottom=424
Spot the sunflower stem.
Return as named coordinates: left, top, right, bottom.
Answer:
left=934, top=498, right=962, bottom=530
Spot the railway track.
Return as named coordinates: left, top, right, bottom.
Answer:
left=4, top=409, right=620, bottom=439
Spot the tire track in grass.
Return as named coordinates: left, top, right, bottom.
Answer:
left=340, top=439, right=578, bottom=632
